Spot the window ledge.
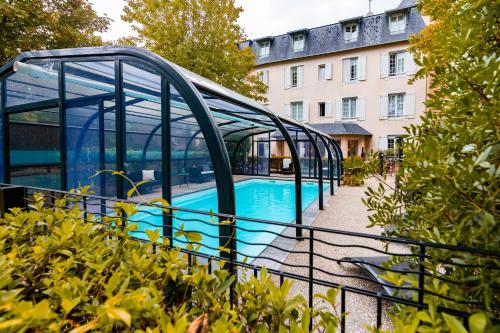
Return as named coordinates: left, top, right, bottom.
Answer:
left=389, top=30, right=405, bottom=35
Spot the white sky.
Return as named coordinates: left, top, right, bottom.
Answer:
left=91, top=0, right=402, bottom=42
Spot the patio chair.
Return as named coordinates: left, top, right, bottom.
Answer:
left=339, top=256, right=415, bottom=299
left=282, top=158, right=293, bottom=174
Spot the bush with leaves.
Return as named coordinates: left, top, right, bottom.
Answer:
left=342, top=156, right=367, bottom=186
left=363, top=0, right=499, bottom=331
left=0, top=191, right=342, bottom=332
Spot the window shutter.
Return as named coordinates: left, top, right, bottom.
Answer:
left=297, top=66, right=304, bottom=87
left=378, top=137, right=388, bottom=151
left=325, top=63, right=333, bottom=80
left=405, top=91, right=416, bottom=118
left=358, top=56, right=367, bottom=80
left=325, top=102, right=333, bottom=117
left=284, top=67, right=291, bottom=89
left=405, top=52, right=416, bottom=75
left=302, top=101, right=309, bottom=123
left=335, top=98, right=343, bottom=120
left=284, top=103, right=291, bottom=117
left=380, top=52, right=389, bottom=78
left=357, top=97, right=366, bottom=120
left=263, top=70, right=269, bottom=86
left=342, top=59, right=350, bottom=83
left=380, top=95, right=389, bottom=119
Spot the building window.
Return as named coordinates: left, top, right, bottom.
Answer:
left=387, top=136, right=401, bottom=151
left=258, top=70, right=268, bottom=86
left=318, top=64, right=326, bottom=80
left=290, top=66, right=298, bottom=87
left=389, top=13, right=406, bottom=34
left=350, top=58, right=358, bottom=81
left=388, top=93, right=405, bottom=117
left=389, top=51, right=405, bottom=76
left=291, top=101, right=304, bottom=121
left=292, top=33, right=305, bottom=52
left=318, top=102, right=326, bottom=117
left=344, top=23, right=358, bottom=42
left=258, top=40, right=270, bottom=58
left=342, top=97, right=357, bottom=119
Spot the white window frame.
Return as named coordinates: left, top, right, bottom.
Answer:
left=342, top=97, right=357, bottom=119
left=258, top=40, right=270, bottom=58
left=290, top=66, right=298, bottom=88
left=344, top=23, right=358, bottom=43
left=318, top=102, right=326, bottom=117
left=350, top=58, right=358, bottom=81
left=388, top=93, right=405, bottom=118
left=257, top=70, right=269, bottom=86
left=387, top=135, right=401, bottom=152
left=318, top=64, right=326, bottom=80
left=291, top=101, right=304, bottom=121
left=389, top=51, right=406, bottom=76
left=389, top=13, right=406, bottom=34
left=292, top=33, right=305, bottom=52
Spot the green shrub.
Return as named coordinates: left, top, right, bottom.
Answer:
left=342, top=156, right=367, bottom=186
left=0, top=192, right=341, bottom=332
left=363, top=0, right=499, bottom=331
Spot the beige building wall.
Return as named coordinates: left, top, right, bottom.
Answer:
left=256, top=41, right=428, bottom=157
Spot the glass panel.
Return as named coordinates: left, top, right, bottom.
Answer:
left=8, top=108, right=61, bottom=189
left=6, top=61, right=60, bottom=107
left=170, top=84, right=216, bottom=199
left=65, top=61, right=115, bottom=102
left=64, top=61, right=116, bottom=195
left=0, top=80, right=3, bottom=182
left=66, top=104, right=101, bottom=192
left=255, top=139, right=269, bottom=175
left=123, top=61, right=162, bottom=198
left=10, top=165, right=61, bottom=189
left=9, top=109, right=60, bottom=165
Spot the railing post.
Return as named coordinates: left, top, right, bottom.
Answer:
left=0, top=186, right=25, bottom=217
left=379, top=152, right=384, bottom=176
left=418, top=244, right=426, bottom=309
left=308, top=228, right=314, bottom=328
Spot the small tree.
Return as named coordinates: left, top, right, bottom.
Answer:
left=364, top=0, right=499, bottom=331
left=121, top=0, right=267, bottom=101
left=0, top=0, right=110, bottom=64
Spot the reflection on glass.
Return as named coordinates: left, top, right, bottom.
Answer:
left=6, top=61, right=60, bottom=107
left=9, top=108, right=61, bottom=188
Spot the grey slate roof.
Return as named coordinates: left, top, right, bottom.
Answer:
left=242, top=1, right=425, bottom=66
left=309, top=123, right=372, bottom=136
left=272, top=122, right=372, bottom=139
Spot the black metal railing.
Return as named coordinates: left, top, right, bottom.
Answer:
left=1, top=184, right=499, bottom=332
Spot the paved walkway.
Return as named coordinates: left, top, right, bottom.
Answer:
left=279, top=176, right=401, bottom=332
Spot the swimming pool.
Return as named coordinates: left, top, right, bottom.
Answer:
left=132, top=179, right=328, bottom=258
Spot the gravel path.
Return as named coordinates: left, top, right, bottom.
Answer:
left=278, top=176, right=404, bottom=332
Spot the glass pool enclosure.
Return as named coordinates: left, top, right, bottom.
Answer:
left=0, top=46, right=343, bottom=244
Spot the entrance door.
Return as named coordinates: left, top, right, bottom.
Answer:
left=348, top=140, right=358, bottom=157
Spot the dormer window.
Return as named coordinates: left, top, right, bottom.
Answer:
left=292, top=33, right=305, bottom=52
left=389, top=13, right=406, bottom=34
left=258, top=40, right=270, bottom=58
left=344, top=23, right=358, bottom=43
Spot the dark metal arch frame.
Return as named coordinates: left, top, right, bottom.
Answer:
left=0, top=45, right=339, bottom=246
left=0, top=47, right=237, bottom=266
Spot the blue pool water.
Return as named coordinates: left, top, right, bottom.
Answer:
left=132, top=179, right=328, bottom=259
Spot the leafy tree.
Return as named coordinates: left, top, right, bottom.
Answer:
left=364, top=0, right=499, bottom=331
left=0, top=0, right=110, bottom=64
left=121, top=0, right=267, bottom=101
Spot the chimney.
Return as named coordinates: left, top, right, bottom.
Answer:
left=366, top=0, right=374, bottom=16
